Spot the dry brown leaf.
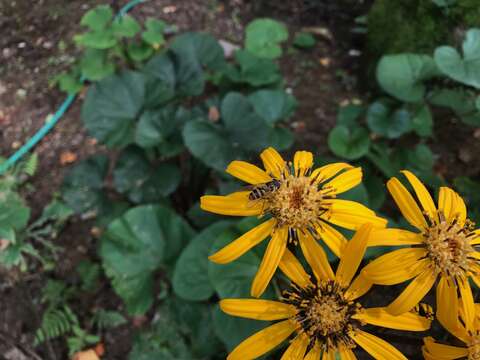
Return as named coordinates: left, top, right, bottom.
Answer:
left=72, top=350, right=99, bottom=360
left=60, top=151, right=78, bottom=165
left=208, top=106, right=220, bottom=122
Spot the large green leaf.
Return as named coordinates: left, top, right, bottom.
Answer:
left=248, top=89, right=296, bottom=124
left=411, top=104, right=433, bottom=137
left=183, top=120, right=240, bottom=172
left=170, top=32, right=225, bottom=96
left=135, top=107, right=186, bottom=148
left=230, top=50, right=282, bottom=86
left=80, top=5, right=113, bottom=31
left=221, top=92, right=270, bottom=151
left=328, top=125, right=370, bottom=160
left=376, top=54, right=438, bottom=102
left=142, top=54, right=176, bottom=108
left=434, top=29, right=480, bottom=89
left=61, top=155, right=109, bottom=215
left=112, top=15, right=141, bottom=38
left=0, top=191, right=30, bottom=231
left=79, top=49, right=115, bottom=81
left=429, top=88, right=480, bottom=126
left=245, top=18, right=288, bottom=59
left=366, top=100, right=412, bottom=139
left=142, top=19, right=167, bottom=47
left=173, top=221, right=233, bottom=301
left=74, top=30, right=117, bottom=49
left=267, top=126, right=294, bottom=151
left=82, top=71, right=145, bottom=147
left=101, top=205, right=194, bottom=314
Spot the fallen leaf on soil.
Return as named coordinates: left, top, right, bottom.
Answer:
left=302, top=27, right=333, bottom=41
left=94, top=343, right=105, bottom=357
left=60, top=151, right=78, bottom=165
left=11, top=141, right=21, bottom=149
left=319, top=57, right=331, bottom=67
left=90, top=227, right=102, bottom=238
left=163, top=5, right=177, bottom=13
left=219, top=40, right=240, bottom=58
left=72, top=349, right=99, bottom=360
left=208, top=106, right=220, bottom=122
left=87, top=138, right=98, bottom=146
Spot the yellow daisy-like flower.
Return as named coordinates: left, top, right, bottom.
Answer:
left=201, top=147, right=387, bottom=297
left=422, top=292, right=480, bottom=360
left=220, top=224, right=431, bottom=360
left=362, top=170, right=480, bottom=316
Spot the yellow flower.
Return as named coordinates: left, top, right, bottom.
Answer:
left=362, top=170, right=480, bottom=317
left=422, top=292, right=480, bottom=360
left=220, top=224, right=431, bottom=360
left=201, top=147, right=387, bottom=297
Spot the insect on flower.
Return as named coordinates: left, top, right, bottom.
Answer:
left=200, top=147, right=387, bottom=297
left=220, top=224, right=431, bottom=360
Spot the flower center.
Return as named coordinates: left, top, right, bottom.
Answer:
left=468, top=336, right=480, bottom=360
left=264, top=175, right=328, bottom=231
left=423, top=212, right=477, bottom=278
left=284, top=281, right=360, bottom=351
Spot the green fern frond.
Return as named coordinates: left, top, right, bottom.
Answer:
left=23, top=153, right=38, bottom=176
left=92, top=309, right=127, bottom=329
left=34, top=306, right=78, bottom=345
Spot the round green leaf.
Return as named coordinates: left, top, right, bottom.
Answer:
left=80, top=5, right=113, bottom=31
left=245, top=18, right=289, bottom=59
left=173, top=221, right=233, bottom=301
left=232, top=50, right=282, bottom=87
left=143, top=54, right=176, bottom=108
left=267, top=126, right=294, bottom=151
left=411, top=104, right=433, bottom=137
left=74, top=30, right=117, bottom=49
left=112, top=15, right=141, bottom=38
left=328, top=125, right=370, bottom=160
left=183, top=120, right=239, bottom=172
left=0, top=192, right=30, bottom=231
left=248, top=89, right=296, bottom=124
left=293, top=32, right=316, bottom=48
left=366, top=101, right=412, bottom=139
left=142, top=19, right=167, bottom=46
left=376, top=54, right=438, bottom=102
left=127, top=42, right=154, bottom=62
left=135, top=106, right=185, bottom=148
left=79, top=49, right=115, bottom=81
left=434, top=29, right=480, bottom=89
left=82, top=71, right=145, bottom=147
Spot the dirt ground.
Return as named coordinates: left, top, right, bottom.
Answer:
left=1, top=0, right=479, bottom=359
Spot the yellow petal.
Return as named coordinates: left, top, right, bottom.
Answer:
left=454, top=191, right=467, bottom=226
left=293, top=151, right=313, bottom=176
left=387, top=177, right=427, bottom=230
left=436, top=276, right=463, bottom=340
left=368, top=228, right=423, bottom=246
left=200, top=192, right=262, bottom=216
left=353, top=307, right=431, bottom=331
left=251, top=227, right=288, bottom=297
left=260, top=147, right=286, bottom=178
left=422, top=337, right=468, bottom=360
left=209, top=219, right=276, bottom=264
left=310, top=162, right=353, bottom=185
left=227, top=320, right=296, bottom=360
left=280, top=332, right=309, bottom=360
left=226, top=160, right=272, bottom=184
left=345, top=273, right=373, bottom=300
left=350, top=330, right=407, bottom=360
left=386, top=269, right=437, bottom=316
left=304, top=342, right=321, bottom=360
left=458, top=276, right=475, bottom=333
left=220, top=299, right=296, bottom=320
left=278, top=248, right=313, bottom=289
left=323, top=167, right=362, bottom=195
left=298, top=231, right=335, bottom=281
left=362, top=248, right=429, bottom=285
left=315, top=222, right=347, bottom=257
left=470, top=229, right=480, bottom=245
left=321, top=349, right=336, bottom=360
left=338, top=346, right=357, bottom=360
left=400, top=170, right=437, bottom=222
left=336, top=223, right=372, bottom=288
left=438, top=187, right=460, bottom=224
left=325, top=200, right=387, bottom=230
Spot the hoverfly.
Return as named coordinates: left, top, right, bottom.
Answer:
left=248, top=179, right=282, bottom=201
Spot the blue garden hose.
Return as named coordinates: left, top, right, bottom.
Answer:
left=0, top=0, right=146, bottom=175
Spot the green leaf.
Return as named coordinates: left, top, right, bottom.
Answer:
left=135, top=107, right=185, bottom=148
left=231, top=50, right=282, bottom=86
left=142, top=19, right=167, bottom=46
left=173, top=221, right=233, bottom=301
left=293, top=32, right=316, bottom=48
left=113, top=146, right=180, bottom=203
left=143, top=53, right=176, bottom=107
left=328, top=125, right=370, bottom=160
left=376, top=54, right=438, bottom=102
left=434, top=29, right=480, bottom=89
left=411, top=104, right=433, bottom=137
left=0, top=227, right=15, bottom=244
left=61, top=155, right=109, bottom=215
left=245, top=18, right=289, bottom=59
left=56, top=73, right=83, bottom=94
left=366, top=101, right=412, bottom=139
left=101, top=205, right=194, bottom=314
left=82, top=71, right=145, bottom=147
left=212, top=305, right=267, bottom=351
left=408, top=144, right=435, bottom=171
left=221, top=92, right=270, bottom=151
left=0, top=191, right=30, bottom=231
left=249, top=90, right=296, bottom=124
left=80, top=5, right=113, bottom=31
left=337, top=104, right=364, bottom=127
left=112, top=15, right=141, bottom=38
left=79, top=49, right=115, bottom=81
left=127, top=42, right=154, bottom=62
left=183, top=120, right=240, bottom=172
left=170, top=32, right=225, bottom=96
left=74, top=30, right=117, bottom=49
left=429, top=88, right=480, bottom=126
left=267, top=126, right=294, bottom=151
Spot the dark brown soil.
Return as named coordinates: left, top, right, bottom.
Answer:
left=1, top=0, right=479, bottom=359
